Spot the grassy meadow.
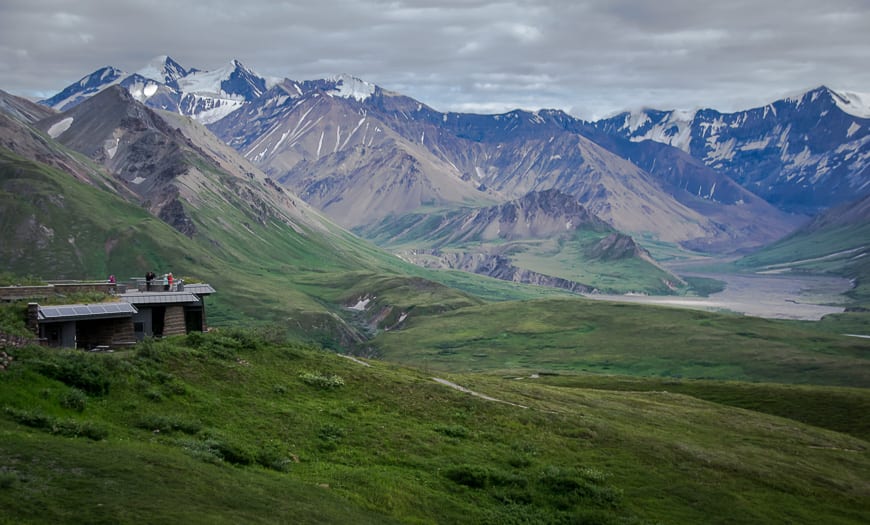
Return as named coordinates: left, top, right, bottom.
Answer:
left=368, top=296, right=870, bottom=387
left=3, top=126, right=870, bottom=524
left=1, top=330, right=868, bottom=524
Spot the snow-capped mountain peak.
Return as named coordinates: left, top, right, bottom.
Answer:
left=182, top=59, right=265, bottom=99
left=136, top=55, right=188, bottom=87
left=616, top=107, right=697, bottom=151
left=329, top=74, right=376, bottom=102
left=40, top=66, right=127, bottom=111
left=593, top=85, right=870, bottom=214
left=830, top=88, right=870, bottom=119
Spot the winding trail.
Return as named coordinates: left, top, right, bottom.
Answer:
left=337, top=353, right=529, bottom=409
left=431, top=378, right=528, bottom=409
left=338, top=354, right=371, bottom=367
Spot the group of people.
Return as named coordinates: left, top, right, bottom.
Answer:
left=145, top=271, right=178, bottom=291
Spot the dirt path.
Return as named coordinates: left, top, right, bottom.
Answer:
left=432, top=378, right=528, bottom=409
left=338, top=354, right=371, bottom=367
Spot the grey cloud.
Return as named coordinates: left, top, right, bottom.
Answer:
left=1, top=0, right=868, bottom=118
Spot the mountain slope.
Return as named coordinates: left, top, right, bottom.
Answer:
left=37, top=59, right=807, bottom=252
left=360, top=189, right=683, bottom=294
left=210, top=79, right=498, bottom=229
left=213, top=84, right=787, bottom=251
left=593, top=86, right=870, bottom=214
left=0, top=89, right=56, bottom=124
left=3, top=88, right=483, bottom=342
left=575, top=123, right=803, bottom=252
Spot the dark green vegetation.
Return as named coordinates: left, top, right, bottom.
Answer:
left=1, top=331, right=868, bottom=524
left=369, top=297, right=870, bottom=387
left=535, top=374, right=870, bottom=442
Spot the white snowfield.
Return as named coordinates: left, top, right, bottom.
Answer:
left=329, top=74, right=375, bottom=102
left=831, top=89, right=870, bottom=119
left=47, top=117, right=74, bottom=138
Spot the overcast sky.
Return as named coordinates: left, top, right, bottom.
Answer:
left=1, top=0, right=868, bottom=119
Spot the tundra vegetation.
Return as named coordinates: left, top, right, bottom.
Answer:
left=0, top=320, right=868, bottom=524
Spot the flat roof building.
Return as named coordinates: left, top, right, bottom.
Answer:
left=13, top=280, right=216, bottom=350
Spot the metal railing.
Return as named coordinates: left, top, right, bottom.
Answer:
left=127, top=278, right=186, bottom=293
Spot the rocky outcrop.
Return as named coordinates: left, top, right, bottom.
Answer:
left=586, top=232, right=649, bottom=261
left=157, top=197, right=197, bottom=237
left=404, top=250, right=593, bottom=294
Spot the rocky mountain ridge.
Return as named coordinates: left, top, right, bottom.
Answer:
left=33, top=57, right=867, bottom=256
left=593, top=86, right=870, bottom=214
left=32, top=85, right=336, bottom=244
left=364, top=189, right=679, bottom=294
left=211, top=81, right=792, bottom=251
left=40, top=56, right=273, bottom=125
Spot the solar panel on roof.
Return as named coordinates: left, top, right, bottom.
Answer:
left=38, top=303, right=137, bottom=321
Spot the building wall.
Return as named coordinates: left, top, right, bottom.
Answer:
left=164, top=306, right=186, bottom=336
left=40, top=318, right=135, bottom=349
left=132, top=308, right=152, bottom=341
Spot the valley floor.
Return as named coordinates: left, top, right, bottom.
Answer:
left=585, top=270, right=852, bottom=321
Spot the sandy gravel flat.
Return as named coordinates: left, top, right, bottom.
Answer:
left=585, top=272, right=852, bottom=321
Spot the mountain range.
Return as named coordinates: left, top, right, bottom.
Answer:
left=593, top=87, right=870, bottom=214
left=2, top=83, right=472, bottom=345
left=4, top=55, right=869, bottom=305
left=3, top=57, right=869, bottom=525
left=36, top=56, right=869, bottom=219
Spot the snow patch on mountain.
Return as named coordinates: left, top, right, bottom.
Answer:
left=126, top=79, right=160, bottom=102
left=624, top=111, right=650, bottom=133
left=705, top=137, right=737, bottom=164
left=629, top=109, right=696, bottom=152
left=105, top=137, right=120, bottom=159
left=831, top=89, right=870, bottom=118
left=195, top=98, right=247, bottom=125
left=329, top=74, right=375, bottom=102
left=47, top=117, right=74, bottom=138
left=178, top=63, right=238, bottom=94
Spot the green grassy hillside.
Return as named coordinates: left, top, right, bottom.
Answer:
left=1, top=331, right=867, bottom=524
left=0, top=146, right=492, bottom=345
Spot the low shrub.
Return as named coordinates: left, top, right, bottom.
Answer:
left=136, top=337, right=177, bottom=362
left=299, top=371, right=345, bottom=389
left=434, top=424, right=470, bottom=438
left=256, top=447, right=297, bottom=472
left=0, top=470, right=18, bottom=489
left=444, top=465, right=527, bottom=490
left=538, top=466, right=622, bottom=508
left=33, top=352, right=112, bottom=396
left=135, top=414, right=201, bottom=435
left=58, top=388, right=87, bottom=412
left=317, top=423, right=345, bottom=451
left=3, top=406, right=107, bottom=441
left=177, top=434, right=256, bottom=466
